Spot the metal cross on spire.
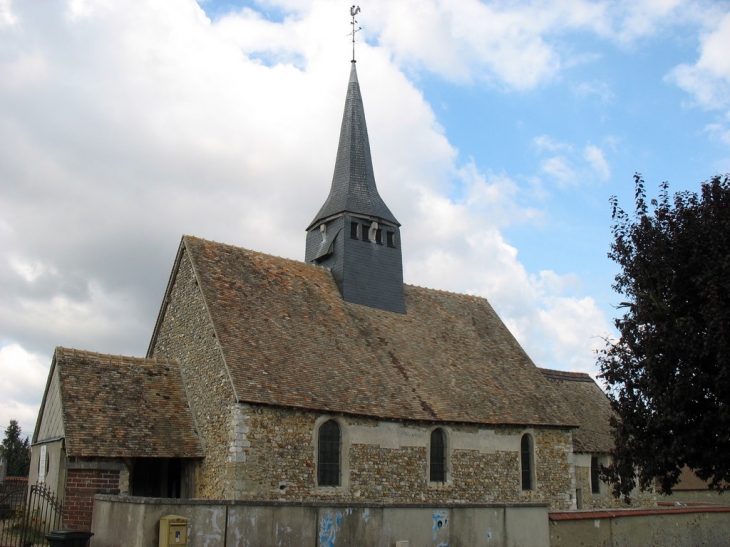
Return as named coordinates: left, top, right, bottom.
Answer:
left=349, top=5, right=361, bottom=62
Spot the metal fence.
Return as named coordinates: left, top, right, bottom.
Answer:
left=0, top=483, right=63, bottom=547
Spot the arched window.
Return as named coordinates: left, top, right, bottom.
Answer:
left=317, top=420, right=341, bottom=487
left=591, top=456, right=600, bottom=494
left=430, top=428, right=446, bottom=482
left=521, top=434, right=533, bottom=491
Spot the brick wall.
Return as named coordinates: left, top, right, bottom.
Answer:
left=64, top=469, right=120, bottom=531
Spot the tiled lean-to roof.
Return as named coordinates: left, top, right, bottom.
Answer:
left=540, top=368, right=614, bottom=453
left=47, top=347, right=202, bottom=458
left=154, top=235, right=579, bottom=428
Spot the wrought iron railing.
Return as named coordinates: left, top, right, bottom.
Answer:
left=0, top=483, right=63, bottom=547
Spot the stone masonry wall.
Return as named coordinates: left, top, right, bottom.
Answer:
left=150, top=250, right=236, bottom=499
left=230, top=404, right=575, bottom=510
left=573, top=454, right=656, bottom=509
left=63, top=469, right=120, bottom=532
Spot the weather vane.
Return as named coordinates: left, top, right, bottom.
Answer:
left=349, top=5, right=361, bottom=63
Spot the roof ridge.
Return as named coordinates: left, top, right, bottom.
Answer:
left=55, top=346, right=178, bottom=366
left=184, top=235, right=325, bottom=271
left=405, top=283, right=489, bottom=302
left=539, top=367, right=595, bottom=383
left=185, top=236, right=499, bottom=302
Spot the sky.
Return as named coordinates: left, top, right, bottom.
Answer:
left=1, top=0, right=730, bottom=440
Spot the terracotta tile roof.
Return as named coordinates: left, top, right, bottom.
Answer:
left=53, top=347, right=203, bottom=458
left=177, top=236, right=578, bottom=427
left=673, top=466, right=712, bottom=491
left=540, top=368, right=614, bottom=453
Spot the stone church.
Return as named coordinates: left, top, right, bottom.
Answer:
left=30, top=61, right=615, bottom=531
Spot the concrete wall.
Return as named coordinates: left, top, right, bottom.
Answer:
left=549, top=507, right=730, bottom=547
left=91, top=495, right=549, bottom=547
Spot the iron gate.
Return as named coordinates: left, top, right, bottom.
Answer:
left=0, top=484, right=63, bottom=547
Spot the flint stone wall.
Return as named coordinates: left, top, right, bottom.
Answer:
left=232, top=404, right=575, bottom=510
left=573, top=454, right=655, bottom=509
left=150, top=250, right=237, bottom=499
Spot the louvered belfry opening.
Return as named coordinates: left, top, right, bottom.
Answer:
left=430, top=428, right=446, bottom=482
left=317, top=420, right=341, bottom=486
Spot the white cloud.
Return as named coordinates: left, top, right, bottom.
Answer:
left=0, top=344, right=49, bottom=437
left=0, top=52, right=52, bottom=91
left=584, top=144, right=611, bottom=180
left=0, top=0, right=15, bottom=27
left=666, top=9, right=730, bottom=160
left=9, top=257, right=58, bottom=283
left=706, top=123, right=730, bottom=147
left=667, top=12, right=730, bottom=109
left=534, top=295, right=610, bottom=375
left=403, top=167, right=611, bottom=375
left=575, top=80, right=614, bottom=103
left=533, top=135, right=573, bottom=153
left=362, top=0, right=697, bottom=90
left=534, top=137, right=612, bottom=186
left=0, top=0, right=620, bottom=426
left=541, top=156, right=577, bottom=187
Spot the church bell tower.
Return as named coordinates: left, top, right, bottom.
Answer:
left=305, top=61, right=406, bottom=314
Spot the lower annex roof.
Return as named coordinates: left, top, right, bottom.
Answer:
left=48, top=347, right=203, bottom=459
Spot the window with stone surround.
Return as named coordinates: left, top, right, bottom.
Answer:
left=521, top=434, right=534, bottom=491
left=429, top=428, right=447, bottom=482
left=591, top=456, right=600, bottom=494
left=317, top=420, right=341, bottom=487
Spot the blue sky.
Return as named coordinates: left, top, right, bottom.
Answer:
left=1, top=0, right=729, bottom=437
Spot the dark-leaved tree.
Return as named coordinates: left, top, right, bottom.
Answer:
left=2, top=419, right=31, bottom=477
left=599, top=173, right=730, bottom=500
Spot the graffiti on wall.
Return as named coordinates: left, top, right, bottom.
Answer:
left=319, top=510, right=343, bottom=547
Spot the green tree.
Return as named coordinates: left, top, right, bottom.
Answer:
left=2, top=420, right=31, bottom=477
left=599, top=174, right=730, bottom=500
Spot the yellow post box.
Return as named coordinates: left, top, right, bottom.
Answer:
left=159, top=515, right=188, bottom=547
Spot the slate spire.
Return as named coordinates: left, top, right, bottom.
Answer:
left=307, top=62, right=399, bottom=229
left=305, top=62, right=406, bottom=314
